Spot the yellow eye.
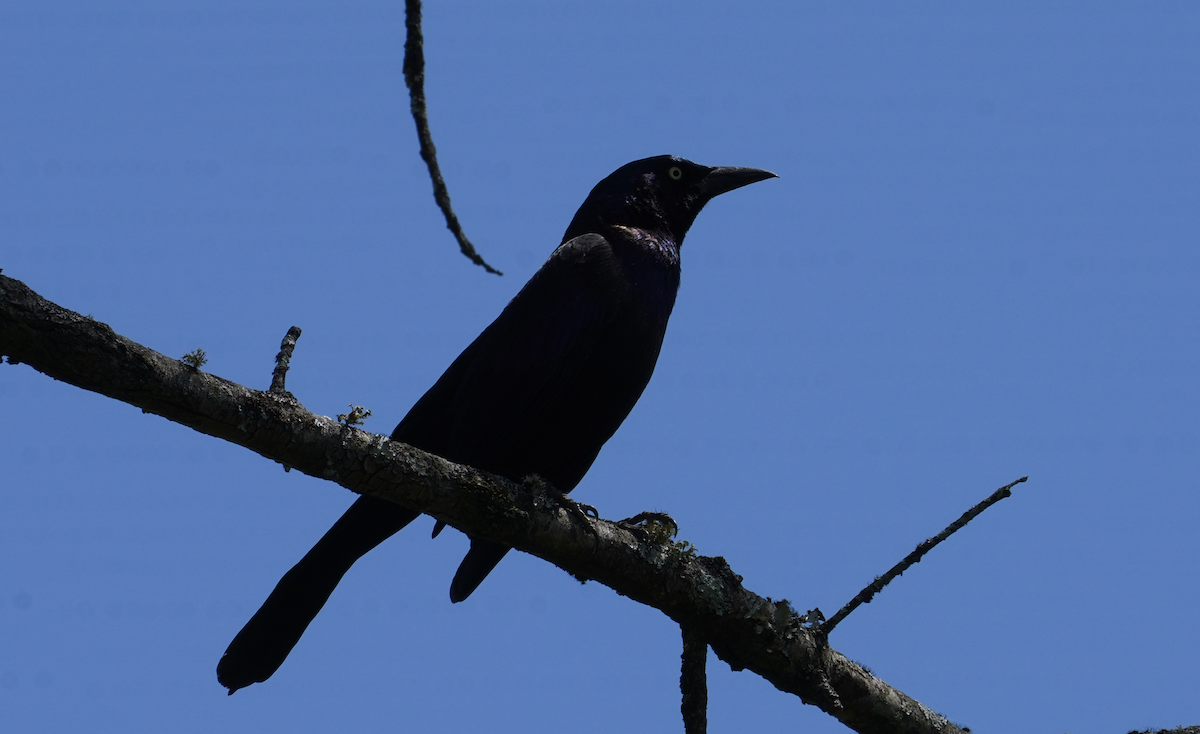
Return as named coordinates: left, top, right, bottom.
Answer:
left=668, top=166, right=683, bottom=181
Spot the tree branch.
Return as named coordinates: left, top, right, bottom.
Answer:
left=821, top=476, right=1027, bottom=636
left=0, top=273, right=965, bottom=734
left=681, top=623, right=708, bottom=734
left=269, top=325, right=302, bottom=395
left=403, top=0, right=502, bottom=275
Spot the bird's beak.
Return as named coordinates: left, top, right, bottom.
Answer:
left=698, top=166, right=777, bottom=200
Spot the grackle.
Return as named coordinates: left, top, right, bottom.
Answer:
left=217, top=155, right=775, bottom=693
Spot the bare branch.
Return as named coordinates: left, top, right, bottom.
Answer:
left=269, top=326, right=302, bottom=395
left=0, top=273, right=968, bottom=734
left=821, top=476, right=1028, bottom=636
left=403, top=0, right=502, bottom=275
left=681, top=624, right=708, bottom=734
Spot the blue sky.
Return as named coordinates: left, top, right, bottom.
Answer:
left=2, top=2, right=1198, bottom=732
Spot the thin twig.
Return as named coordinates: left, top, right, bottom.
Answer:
left=269, top=326, right=302, bottom=394
left=681, top=623, right=708, bottom=734
left=403, top=0, right=502, bottom=275
left=820, top=476, right=1028, bottom=636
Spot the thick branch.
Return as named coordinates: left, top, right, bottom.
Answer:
left=0, top=273, right=964, bottom=734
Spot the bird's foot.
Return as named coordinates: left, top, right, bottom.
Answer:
left=617, top=511, right=679, bottom=542
left=525, top=474, right=598, bottom=536
left=558, top=493, right=599, bottom=536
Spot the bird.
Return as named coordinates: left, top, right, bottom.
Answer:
left=216, top=154, right=775, bottom=693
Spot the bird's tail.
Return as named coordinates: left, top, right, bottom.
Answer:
left=216, top=495, right=420, bottom=693
left=449, top=539, right=511, bottom=603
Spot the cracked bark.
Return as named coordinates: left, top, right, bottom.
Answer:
left=0, top=273, right=965, bottom=734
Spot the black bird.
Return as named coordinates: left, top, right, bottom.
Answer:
left=217, top=155, right=775, bottom=693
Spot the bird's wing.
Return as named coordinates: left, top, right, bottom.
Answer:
left=392, top=232, right=628, bottom=486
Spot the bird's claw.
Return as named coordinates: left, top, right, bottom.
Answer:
left=560, top=496, right=599, bottom=536
left=533, top=479, right=598, bottom=536
left=617, top=511, right=679, bottom=542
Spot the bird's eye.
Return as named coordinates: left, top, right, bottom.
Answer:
left=668, top=166, right=683, bottom=181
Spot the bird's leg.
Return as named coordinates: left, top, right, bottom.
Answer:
left=524, top=475, right=598, bottom=536
left=618, top=511, right=679, bottom=542
left=569, top=497, right=599, bottom=520
left=556, top=490, right=598, bottom=536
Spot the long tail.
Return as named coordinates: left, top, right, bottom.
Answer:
left=216, top=496, right=420, bottom=693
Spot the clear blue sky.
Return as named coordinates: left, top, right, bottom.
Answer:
left=2, top=2, right=1198, bottom=732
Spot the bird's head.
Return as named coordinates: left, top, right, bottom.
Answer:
left=562, top=155, right=776, bottom=246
